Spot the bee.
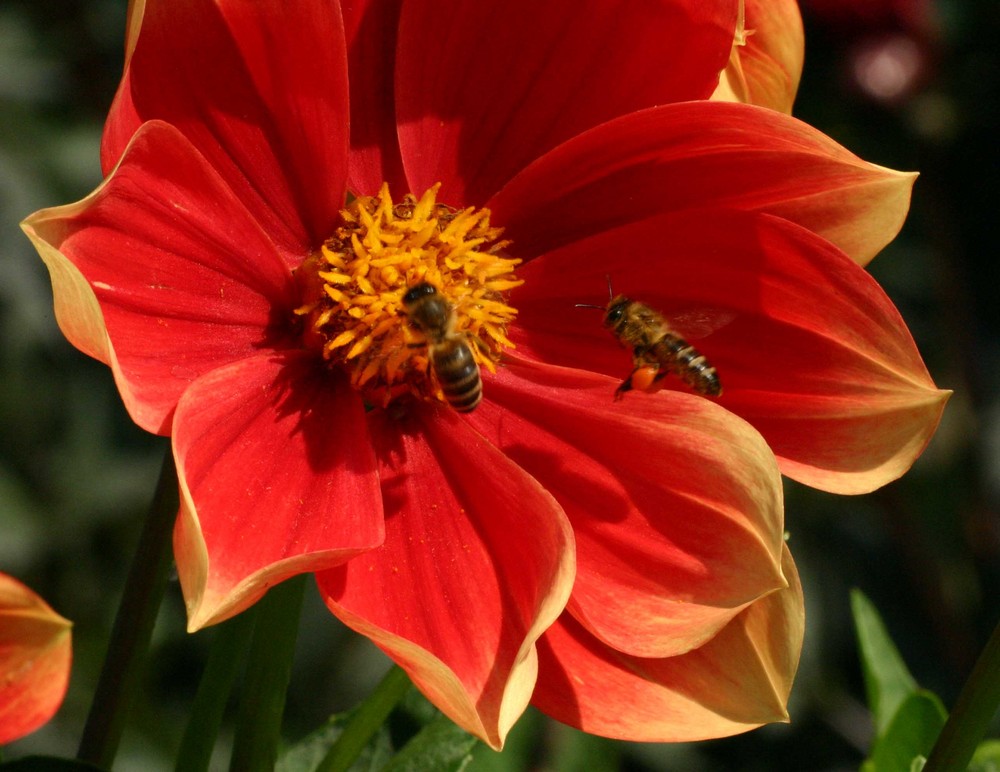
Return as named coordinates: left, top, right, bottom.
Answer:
left=578, top=282, right=723, bottom=399
left=402, top=282, right=482, bottom=412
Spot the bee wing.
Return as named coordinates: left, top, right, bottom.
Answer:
left=662, top=308, right=736, bottom=340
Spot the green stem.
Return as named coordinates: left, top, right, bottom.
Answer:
left=174, top=608, right=257, bottom=772
left=77, top=448, right=178, bottom=767
left=317, top=666, right=412, bottom=772
left=228, top=575, right=308, bottom=772
left=924, top=618, right=1000, bottom=771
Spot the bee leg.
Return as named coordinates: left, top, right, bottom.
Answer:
left=614, top=376, right=634, bottom=401
left=615, top=366, right=649, bottom=399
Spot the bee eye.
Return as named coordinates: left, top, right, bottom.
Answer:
left=403, top=282, right=437, bottom=305
left=606, top=307, right=623, bottom=324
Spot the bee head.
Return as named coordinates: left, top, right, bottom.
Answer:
left=604, top=296, right=631, bottom=327
left=402, top=282, right=451, bottom=333
left=402, top=282, right=438, bottom=308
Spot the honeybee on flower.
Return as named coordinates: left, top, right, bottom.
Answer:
left=401, top=282, right=485, bottom=413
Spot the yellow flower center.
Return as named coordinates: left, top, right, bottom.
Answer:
left=295, top=183, right=522, bottom=409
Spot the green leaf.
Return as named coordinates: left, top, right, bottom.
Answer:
left=397, top=686, right=442, bottom=726
left=0, top=759, right=105, bottom=772
left=276, top=714, right=393, bottom=772
left=277, top=698, right=477, bottom=772
left=852, top=589, right=919, bottom=735
left=969, top=740, right=1000, bottom=772
left=382, top=714, right=479, bottom=772
left=867, top=690, right=947, bottom=772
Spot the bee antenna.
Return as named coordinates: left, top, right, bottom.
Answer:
left=575, top=303, right=605, bottom=310
left=605, top=274, right=614, bottom=302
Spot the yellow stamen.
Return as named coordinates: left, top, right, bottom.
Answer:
left=295, top=184, right=521, bottom=408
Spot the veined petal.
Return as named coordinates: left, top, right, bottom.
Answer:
left=22, top=121, right=296, bottom=436
left=467, top=358, right=785, bottom=659
left=103, top=0, right=349, bottom=255
left=0, top=574, right=72, bottom=745
left=533, top=546, right=803, bottom=742
left=173, top=352, right=383, bottom=631
left=396, top=0, right=739, bottom=206
left=712, top=0, right=805, bottom=113
left=318, top=406, right=575, bottom=749
left=510, top=209, right=949, bottom=494
left=341, top=0, right=407, bottom=196
left=490, top=101, right=915, bottom=267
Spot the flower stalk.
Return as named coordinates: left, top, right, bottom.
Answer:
left=77, top=448, right=178, bottom=767
left=175, top=608, right=257, bottom=772
left=924, top=618, right=1000, bottom=771
left=228, top=574, right=308, bottom=772
left=317, top=665, right=412, bottom=772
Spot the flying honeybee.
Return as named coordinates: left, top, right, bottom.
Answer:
left=578, top=281, right=723, bottom=399
left=402, top=282, right=482, bottom=412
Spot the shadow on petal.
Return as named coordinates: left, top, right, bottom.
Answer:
left=174, top=351, right=384, bottom=630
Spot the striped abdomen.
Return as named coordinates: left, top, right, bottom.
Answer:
left=651, top=333, right=722, bottom=397
left=430, top=338, right=482, bottom=412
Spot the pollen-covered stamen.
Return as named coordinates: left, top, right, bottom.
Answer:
left=295, top=183, right=522, bottom=407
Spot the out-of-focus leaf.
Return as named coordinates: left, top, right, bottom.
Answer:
left=969, top=740, right=1000, bottom=772
left=852, top=589, right=919, bottom=735
left=910, top=757, right=927, bottom=772
left=397, top=684, right=442, bottom=726
left=276, top=700, right=477, bottom=772
left=276, top=714, right=392, bottom=772
left=382, top=714, right=479, bottom=772
left=0, top=759, right=104, bottom=772
left=550, top=726, right=621, bottom=772
left=867, top=690, right=947, bottom=772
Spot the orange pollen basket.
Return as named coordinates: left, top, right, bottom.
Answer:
left=294, top=183, right=522, bottom=408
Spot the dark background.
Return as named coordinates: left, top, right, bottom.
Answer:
left=1, top=0, right=997, bottom=768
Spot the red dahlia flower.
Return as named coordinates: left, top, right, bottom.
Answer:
left=0, top=573, right=72, bottom=745
left=22, top=0, right=947, bottom=747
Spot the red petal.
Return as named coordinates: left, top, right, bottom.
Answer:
left=23, top=122, right=296, bottom=435
left=712, top=0, right=805, bottom=113
left=396, top=0, right=739, bottom=206
left=317, top=405, right=575, bottom=749
left=532, top=545, right=804, bottom=742
left=0, top=574, right=72, bottom=745
left=342, top=0, right=407, bottom=196
left=103, top=0, right=349, bottom=254
left=490, top=101, right=915, bottom=267
left=467, top=358, right=786, bottom=659
left=509, top=209, right=948, bottom=494
left=173, top=352, right=383, bottom=630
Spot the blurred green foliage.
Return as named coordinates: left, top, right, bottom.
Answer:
left=1, top=0, right=998, bottom=769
